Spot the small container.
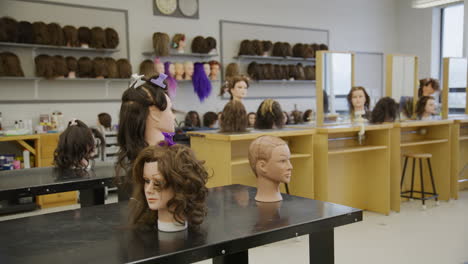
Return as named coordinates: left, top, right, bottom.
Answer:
left=12, top=160, right=21, bottom=169
left=23, top=150, right=30, bottom=169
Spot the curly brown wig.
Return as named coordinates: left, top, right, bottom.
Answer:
left=252, top=40, right=264, bottom=56
left=93, top=57, right=108, bottom=78
left=220, top=100, right=248, bottom=132
left=191, top=36, right=207, bottom=54
left=78, top=26, right=91, bottom=47
left=116, top=58, right=132, bottom=78
left=105, top=57, right=118, bottom=78
left=1, top=52, right=24, bottom=77
left=53, top=55, right=68, bottom=77
left=63, top=25, right=79, bottom=47
left=17, top=21, right=34, bottom=44
left=238, top=40, right=255, bottom=56
left=255, top=99, right=284, bottom=129
left=415, top=96, right=435, bottom=119
left=130, top=144, right=208, bottom=226
left=90, top=27, right=106, bottom=49
left=204, top=36, right=217, bottom=53
left=152, top=32, right=170, bottom=56
left=0, top=17, right=18, bottom=42
left=139, top=59, right=156, bottom=79
left=32, top=22, right=50, bottom=45
left=48, top=23, right=65, bottom=46
left=35, top=54, right=55, bottom=78
left=347, top=86, right=370, bottom=117
left=105, top=27, right=119, bottom=49
left=54, top=119, right=95, bottom=170
left=418, top=78, right=440, bottom=97
left=370, top=97, right=398, bottom=123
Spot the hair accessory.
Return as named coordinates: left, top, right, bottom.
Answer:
left=130, top=73, right=146, bottom=88
left=69, top=118, right=78, bottom=126
left=150, top=73, right=167, bottom=88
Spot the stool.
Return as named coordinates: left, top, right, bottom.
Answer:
left=400, top=153, right=439, bottom=209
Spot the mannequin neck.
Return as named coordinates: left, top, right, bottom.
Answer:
left=422, top=112, right=432, bottom=119
left=232, top=96, right=242, bottom=102
left=144, top=126, right=165, bottom=146
left=158, top=208, right=187, bottom=232
left=255, top=175, right=282, bottom=202
left=354, top=106, right=365, bottom=112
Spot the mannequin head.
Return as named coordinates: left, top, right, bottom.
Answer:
left=208, top=60, right=220, bottom=80
left=152, top=32, right=170, bottom=56
left=77, top=57, right=93, bottom=78
left=191, top=36, right=207, bottom=53
left=54, top=55, right=68, bottom=78
left=17, top=21, right=33, bottom=44
left=304, top=66, right=315, bottom=80
left=228, top=75, right=249, bottom=101
left=255, top=99, right=284, bottom=129
left=262, top=40, right=273, bottom=56
left=93, top=57, right=108, bottom=79
left=416, top=96, right=437, bottom=119
left=174, top=63, right=184, bottom=80
left=370, top=97, right=398, bottom=123
left=203, top=63, right=211, bottom=77
left=90, top=27, right=106, bottom=49
left=66, top=56, right=78, bottom=78
left=238, top=40, right=255, bottom=56
left=418, top=78, right=440, bottom=97
left=78, top=26, right=91, bottom=48
left=35, top=54, right=55, bottom=79
left=54, top=119, right=95, bottom=170
left=303, top=109, right=314, bottom=122
left=105, top=57, right=118, bottom=78
left=202, top=111, right=218, bottom=128
left=220, top=100, right=248, bottom=133
left=116, top=59, right=133, bottom=78
left=130, top=144, right=208, bottom=230
left=98, top=112, right=112, bottom=130
left=252, top=40, right=264, bottom=56
left=247, top=62, right=263, bottom=80
left=347, top=86, right=370, bottom=117
left=184, top=111, right=201, bottom=128
left=282, top=111, right=289, bottom=125
left=291, top=110, right=303, bottom=124
left=225, top=63, right=240, bottom=79
left=105, top=28, right=119, bottom=49
left=154, top=58, right=165, bottom=75
left=171, top=33, right=186, bottom=52
left=183, top=61, right=194, bottom=80
left=0, top=17, right=19, bottom=43
left=48, top=23, right=65, bottom=46
left=247, top=112, right=256, bottom=127
left=205, top=37, right=217, bottom=54
left=117, top=74, right=174, bottom=173
left=32, top=22, right=50, bottom=45
left=248, top=136, right=292, bottom=202
left=63, top=25, right=79, bottom=47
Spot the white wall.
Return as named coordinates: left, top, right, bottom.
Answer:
left=0, top=0, right=399, bottom=128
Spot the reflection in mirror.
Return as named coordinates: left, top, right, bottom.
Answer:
left=323, top=53, right=353, bottom=123
left=386, top=55, right=417, bottom=120
left=445, top=58, right=467, bottom=115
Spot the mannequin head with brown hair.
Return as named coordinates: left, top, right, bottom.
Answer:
left=238, top=39, right=255, bottom=56
left=416, top=96, right=437, bottom=120
left=139, top=60, right=156, bottom=79
left=204, top=37, right=217, bottom=54
left=153, top=32, right=170, bottom=56
left=78, top=26, right=91, bottom=48
left=18, top=21, right=34, bottom=44
left=248, top=135, right=292, bottom=202
left=66, top=56, right=78, bottom=78
left=35, top=54, right=55, bottom=79
left=54, top=55, right=68, bottom=78
left=130, top=144, right=208, bottom=231
left=418, top=78, right=440, bottom=97
left=262, top=40, right=273, bottom=56
left=225, top=63, right=240, bottom=80
left=105, top=57, right=118, bottom=78
left=48, top=23, right=65, bottom=46
left=226, top=75, right=249, bottom=101
left=252, top=40, right=264, bottom=56
left=171, top=33, right=186, bottom=53
left=255, top=99, right=284, bottom=129
left=2, top=52, right=24, bottom=77
left=208, top=60, right=220, bottom=80
left=347, top=86, right=370, bottom=119
left=63, top=25, right=79, bottom=47
left=0, top=17, right=19, bottom=42
left=191, top=36, right=206, bottom=54
left=370, top=97, right=398, bottom=123
left=93, top=57, right=108, bottom=78
left=33, top=22, right=50, bottom=45
left=91, top=27, right=107, bottom=49
left=105, top=28, right=119, bottom=49
left=220, top=100, right=248, bottom=133
left=116, top=59, right=132, bottom=78
left=77, top=57, right=93, bottom=78
left=248, top=62, right=263, bottom=81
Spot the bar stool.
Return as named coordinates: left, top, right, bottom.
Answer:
left=400, top=153, right=439, bottom=209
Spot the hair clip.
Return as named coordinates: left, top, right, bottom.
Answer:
left=130, top=73, right=146, bottom=88
left=69, top=118, right=78, bottom=126
left=150, top=73, right=167, bottom=88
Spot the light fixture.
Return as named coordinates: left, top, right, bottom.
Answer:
left=412, top=0, right=462, bottom=8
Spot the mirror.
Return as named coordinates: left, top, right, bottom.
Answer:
left=386, top=55, right=418, bottom=120
left=316, top=51, right=354, bottom=126
left=442, top=57, right=467, bottom=118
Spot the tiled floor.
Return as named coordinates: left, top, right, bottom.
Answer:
left=1, top=191, right=467, bottom=264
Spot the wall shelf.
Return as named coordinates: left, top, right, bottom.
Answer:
left=0, top=42, right=119, bottom=53
left=0, top=77, right=130, bottom=82
left=252, top=80, right=316, bottom=84
left=142, top=51, right=219, bottom=58
left=234, top=55, right=316, bottom=63
left=459, top=135, right=468, bottom=141
left=327, top=145, right=387, bottom=155
left=0, top=99, right=121, bottom=104
left=400, top=138, right=449, bottom=147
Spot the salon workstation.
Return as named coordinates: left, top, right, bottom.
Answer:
left=0, top=0, right=468, bottom=263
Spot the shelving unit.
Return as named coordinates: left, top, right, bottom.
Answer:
left=390, top=120, right=453, bottom=211
left=142, top=51, right=218, bottom=59
left=188, top=128, right=315, bottom=199
left=314, top=123, right=392, bottom=215
left=251, top=80, right=316, bottom=84
left=234, top=55, right=316, bottom=63
left=0, top=42, right=119, bottom=53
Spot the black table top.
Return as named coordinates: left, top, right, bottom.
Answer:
left=0, top=184, right=362, bottom=264
left=0, top=162, right=116, bottom=199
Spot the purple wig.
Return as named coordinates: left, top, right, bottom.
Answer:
left=192, top=62, right=212, bottom=102
left=164, top=61, right=177, bottom=98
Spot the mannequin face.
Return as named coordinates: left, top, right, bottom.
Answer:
left=178, top=40, right=186, bottom=50
left=424, top=99, right=436, bottom=115
left=230, top=81, right=248, bottom=100
left=169, top=64, right=175, bottom=76
left=143, top=161, right=174, bottom=211
left=422, top=84, right=435, bottom=96
left=351, top=90, right=366, bottom=110
left=203, top=64, right=211, bottom=76
left=155, top=62, right=165, bottom=75
left=175, top=63, right=184, bottom=77
left=184, top=62, right=194, bottom=78
left=210, top=64, right=219, bottom=79
left=282, top=112, right=288, bottom=125
left=259, top=145, right=292, bottom=183
left=248, top=114, right=256, bottom=127
left=147, top=94, right=176, bottom=133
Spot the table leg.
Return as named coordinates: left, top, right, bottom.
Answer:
left=79, top=187, right=105, bottom=207
left=213, top=250, right=248, bottom=264
left=309, top=229, right=334, bottom=264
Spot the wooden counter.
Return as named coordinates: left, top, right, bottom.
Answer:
left=314, top=123, right=393, bottom=215
left=188, top=128, right=315, bottom=199
left=390, top=120, right=453, bottom=212
left=448, top=115, right=468, bottom=199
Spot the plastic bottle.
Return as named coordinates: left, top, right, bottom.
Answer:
left=23, top=150, right=30, bottom=169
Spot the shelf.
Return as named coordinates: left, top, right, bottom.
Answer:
left=231, top=153, right=312, bottom=166
left=0, top=99, right=121, bottom=104
left=0, top=77, right=130, bottom=82
left=142, top=51, right=218, bottom=58
left=400, top=138, right=449, bottom=147
left=0, top=41, right=119, bottom=53
left=328, top=145, right=387, bottom=155
left=251, top=80, right=316, bottom=84
left=459, top=135, right=468, bottom=141
left=234, top=55, right=316, bottom=63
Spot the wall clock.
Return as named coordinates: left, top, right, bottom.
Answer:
left=153, top=0, right=198, bottom=19
left=155, top=0, right=177, bottom=15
